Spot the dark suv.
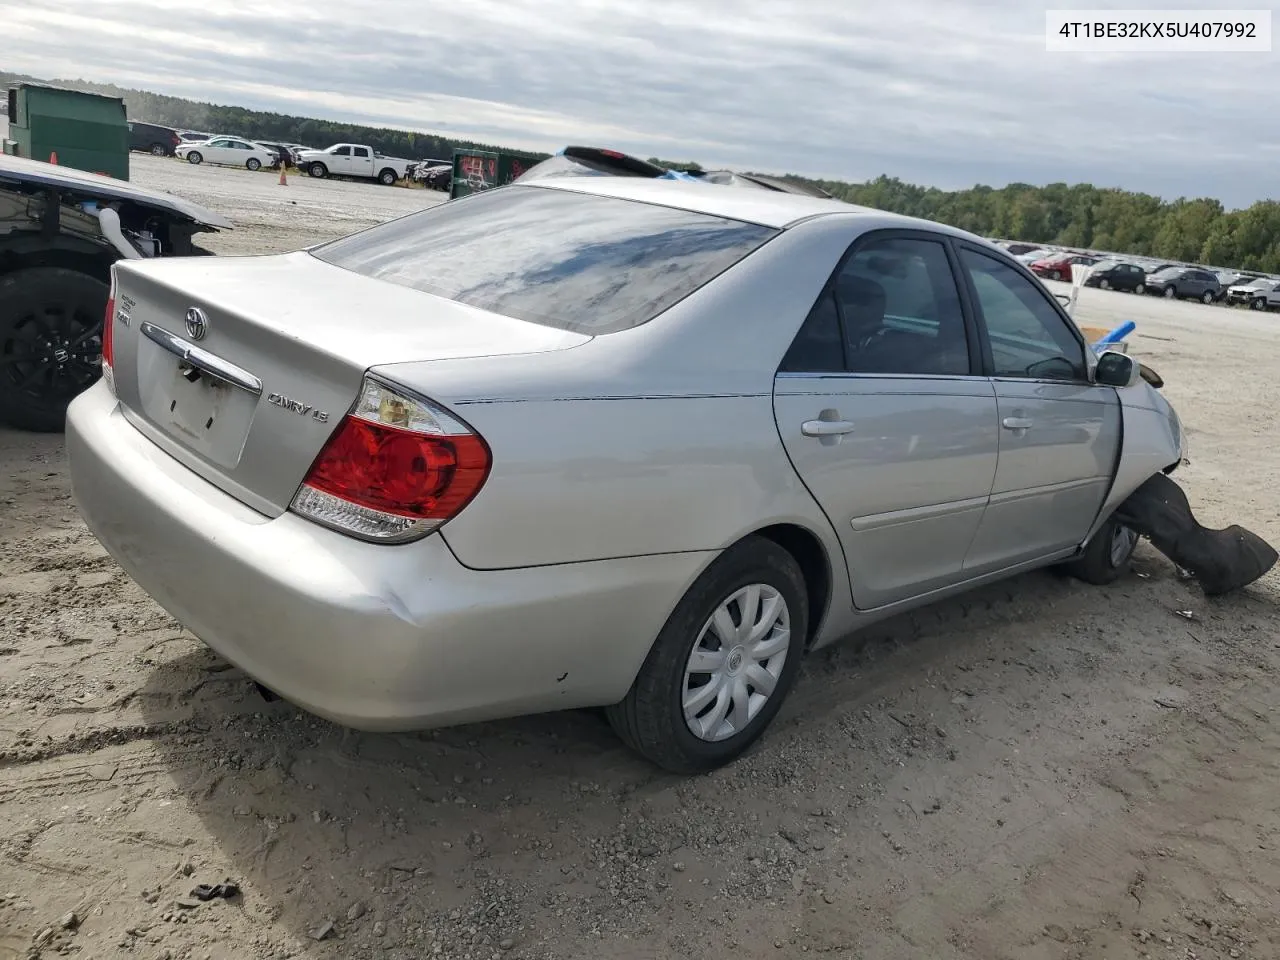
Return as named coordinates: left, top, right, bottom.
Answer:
left=128, top=121, right=182, bottom=157
left=1143, top=267, right=1222, bottom=304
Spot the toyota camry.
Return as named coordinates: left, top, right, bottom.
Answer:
left=67, top=178, right=1185, bottom=773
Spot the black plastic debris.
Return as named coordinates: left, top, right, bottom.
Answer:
left=190, top=882, right=240, bottom=902
left=1115, top=472, right=1277, bottom=595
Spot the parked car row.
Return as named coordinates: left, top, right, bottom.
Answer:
left=999, top=240, right=1280, bottom=311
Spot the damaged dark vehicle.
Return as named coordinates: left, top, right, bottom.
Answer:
left=0, top=155, right=231, bottom=432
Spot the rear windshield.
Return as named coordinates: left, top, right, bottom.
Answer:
left=310, top=186, right=777, bottom=334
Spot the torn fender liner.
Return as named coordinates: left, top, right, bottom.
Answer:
left=1115, top=472, right=1277, bottom=596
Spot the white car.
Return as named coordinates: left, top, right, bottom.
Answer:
left=176, top=137, right=276, bottom=171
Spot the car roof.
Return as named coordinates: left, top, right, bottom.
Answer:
left=524, top=176, right=953, bottom=232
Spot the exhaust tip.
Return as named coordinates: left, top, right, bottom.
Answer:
left=254, top=682, right=281, bottom=703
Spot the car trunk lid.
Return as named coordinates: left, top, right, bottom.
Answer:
left=108, top=252, right=588, bottom=516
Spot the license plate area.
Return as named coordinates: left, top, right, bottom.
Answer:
left=136, top=336, right=258, bottom=468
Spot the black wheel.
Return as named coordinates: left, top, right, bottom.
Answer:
left=1134, top=282, right=1146, bottom=295
left=150, top=143, right=167, bottom=156
left=606, top=536, right=808, bottom=773
left=1251, top=297, right=1267, bottom=311
left=1201, top=290, right=1214, bottom=304
left=378, top=168, right=398, bottom=186
left=187, top=151, right=203, bottom=165
left=309, top=163, right=327, bottom=178
left=0, top=268, right=108, bottom=433
left=1061, top=516, right=1138, bottom=586
left=1164, top=286, right=1177, bottom=299
left=1049, top=270, right=1062, bottom=281
left=1099, top=278, right=1110, bottom=290
left=246, top=158, right=261, bottom=172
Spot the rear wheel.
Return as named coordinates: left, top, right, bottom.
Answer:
left=1061, top=516, right=1137, bottom=586
left=0, top=268, right=107, bottom=433
left=1164, top=286, right=1177, bottom=299
left=246, top=158, right=262, bottom=172
left=186, top=151, right=203, bottom=164
left=1201, top=290, right=1214, bottom=304
left=1134, top=282, right=1145, bottom=295
left=309, top=162, right=328, bottom=178
left=606, top=536, right=808, bottom=773
left=149, top=143, right=167, bottom=156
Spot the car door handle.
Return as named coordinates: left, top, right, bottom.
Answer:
left=1001, top=417, right=1033, bottom=430
left=802, top=419, right=856, bottom=437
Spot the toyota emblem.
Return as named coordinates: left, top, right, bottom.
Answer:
left=185, top=307, right=208, bottom=341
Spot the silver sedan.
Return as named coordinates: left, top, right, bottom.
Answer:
left=67, top=178, right=1185, bottom=772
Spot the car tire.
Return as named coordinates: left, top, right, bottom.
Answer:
left=0, top=267, right=108, bottom=433
left=1251, top=297, right=1267, bottom=311
left=309, top=162, right=327, bottom=178
left=1099, top=278, right=1110, bottom=290
left=246, top=158, right=261, bottom=172
left=378, top=168, right=398, bottom=186
left=1134, top=282, right=1145, bottom=295
left=186, top=151, right=203, bottom=165
left=1061, top=516, right=1138, bottom=586
left=150, top=143, right=167, bottom=156
left=1201, top=290, right=1214, bottom=304
left=1049, top=269, right=1062, bottom=281
left=1164, top=286, right=1177, bottom=299
left=606, top=535, right=809, bottom=773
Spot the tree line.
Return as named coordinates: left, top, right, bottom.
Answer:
left=5, top=71, right=1277, bottom=272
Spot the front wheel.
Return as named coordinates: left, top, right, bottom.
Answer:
left=1252, top=297, right=1267, bottom=311
left=246, top=158, right=261, bottom=172
left=1061, top=516, right=1138, bottom=586
left=606, top=536, right=808, bottom=773
left=186, top=151, right=203, bottom=164
left=1099, top=278, right=1110, bottom=290
left=1134, top=282, right=1146, bottom=295
left=0, top=268, right=108, bottom=432
left=309, top=162, right=328, bottom=178
left=150, top=143, right=167, bottom=156
left=378, top=168, right=398, bottom=186
left=1164, top=286, right=1177, bottom=299
left=1049, top=269, right=1062, bottom=281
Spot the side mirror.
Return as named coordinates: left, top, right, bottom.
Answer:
left=1094, top=350, right=1142, bottom=388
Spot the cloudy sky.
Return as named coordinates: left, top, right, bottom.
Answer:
left=8, top=0, right=1279, bottom=207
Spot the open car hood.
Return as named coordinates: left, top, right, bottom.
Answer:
left=0, top=154, right=232, bottom=229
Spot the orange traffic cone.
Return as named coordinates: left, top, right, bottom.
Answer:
left=278, top=163, right=287, bottom=186
left=48, top=151, right=58, bottom=165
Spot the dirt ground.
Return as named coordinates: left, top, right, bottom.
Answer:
left=2, top=157, right=1279, bottom=960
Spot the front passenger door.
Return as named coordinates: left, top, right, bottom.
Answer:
left=957, top=248, right=1121, bottom=572
left=773, top=232, right=1000, bottom=609
left=330, top=145, right=353, bottom=174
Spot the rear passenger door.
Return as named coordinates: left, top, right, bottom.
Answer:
left=350, top=146, right=375, bottom=177
left=773, top=231, right=1000, bottom=610
left=956, top=246, right=1121, bottom=572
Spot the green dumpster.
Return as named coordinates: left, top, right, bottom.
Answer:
left=450, top=149, right=540, bottom=200
left=6, top=83, right=130, bottom=180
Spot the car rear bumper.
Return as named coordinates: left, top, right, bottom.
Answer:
left=67, top=382, right=711, bottom=731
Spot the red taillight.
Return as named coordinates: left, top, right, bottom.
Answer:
left=290, top=377, right=491, bottom=543
left=101, top=273, right=116, bottom=394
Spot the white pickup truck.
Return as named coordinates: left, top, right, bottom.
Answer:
left=296, top=144, right=412, bottom=185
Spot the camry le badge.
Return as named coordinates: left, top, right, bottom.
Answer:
left=185, top=306, right=208, bottom=341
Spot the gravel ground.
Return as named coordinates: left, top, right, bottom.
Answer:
left=2, top=157, right=1280, bottom=960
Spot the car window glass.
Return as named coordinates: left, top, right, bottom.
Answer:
left=313, top=186, right=777, bottom=334
left=960, top=249, right=1086, bottom=382
left=354, top=147, right=370, bottom=158
left=834, top=237, right=970, bottom=376
left=780, top=293, right=843, bottom=373
left=334, top=146, right=351, bottom=156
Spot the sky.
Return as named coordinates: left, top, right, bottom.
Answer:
left=8, top=0, right=1280, bottom=208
